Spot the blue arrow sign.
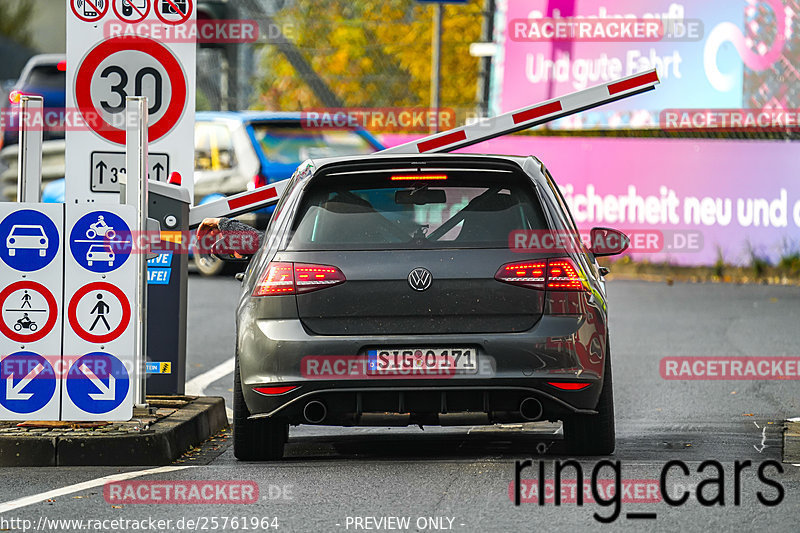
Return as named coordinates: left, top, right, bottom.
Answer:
left=66, top=352, right=130, bottom=414
left=0, top=210, right=60, bottom=272
left=69, top=211, right=132, bottom=273
left=0, top=352, right=57, bottom=414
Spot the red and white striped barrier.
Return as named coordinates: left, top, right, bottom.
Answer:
left=188, top=180, right=290, bottom=227
left=379, top=69, right=659, bottom=154
left=188, top=69, right=659, bottom=226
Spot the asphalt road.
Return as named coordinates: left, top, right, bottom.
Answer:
left=0, top=277, right=798, bottom=532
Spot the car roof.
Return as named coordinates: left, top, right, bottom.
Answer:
left=23, top=54, right=66, bottom=68
left=307, top=153, right=542, bottom=178
left=195, top=111, right=304, bottom=124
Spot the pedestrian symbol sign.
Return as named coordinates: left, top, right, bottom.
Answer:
left=67, top=282, right=131, bottom=344
left=0, top=210, right=60, bottom=272
left=0, top=281, right=59, bottom=344
left=69, top=211, right=132, bottom=273
left=0, top=352, right=58, bottom=418
left=65, top=352, right=130, bottom=416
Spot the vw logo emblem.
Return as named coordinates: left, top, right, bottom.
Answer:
left=408, top=268, right=432, bottom=291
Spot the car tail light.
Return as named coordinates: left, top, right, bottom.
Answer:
left=253, top=262, right=294, bottom=296
left=57, top=60, right=67, bottom=72
left=294, top=263, right=346, bottom=293
left=547, top=382, right=591, bottom=391
left=390, top=174, right=448, bottom=181
left=253, top=385, right=298, bottom=395
left=494, top=261, right=547, bottom=290
left=495, top=258, right=586, bottom=291
left=252, top=172, right=268, bottom=189
left=253, top=262, right=346, bottom=296
left=546, top=259, right=584, bottom=290
left=8, top=90, right=22, bottom=104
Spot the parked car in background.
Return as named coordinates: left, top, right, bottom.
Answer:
left=37, top=111, right=384, bottom=275
left=192, top=111, right=384, bottom=275
left=0, top=54, right=66, bottom=151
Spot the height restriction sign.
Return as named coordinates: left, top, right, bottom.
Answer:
left=65, top=0, right=196, bottom=203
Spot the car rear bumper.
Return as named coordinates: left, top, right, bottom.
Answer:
left=238, top=313, right=608, bottom=425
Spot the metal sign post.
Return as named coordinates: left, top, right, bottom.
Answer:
left=125, top=97, right=149, bottom=410
left=16, top=95, right=44, bottom=203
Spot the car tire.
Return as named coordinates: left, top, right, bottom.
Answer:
left=194, top=253, right=227, bottom=277
left=233, top=354, right=288, bottom=461
left=563, top=351, right=615, bottom=456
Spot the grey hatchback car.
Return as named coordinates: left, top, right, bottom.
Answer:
left=230, top=153, right=629, bottom=460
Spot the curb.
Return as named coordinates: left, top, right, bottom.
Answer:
left=784, top=418, right=800, bottom=464
left=0, top=397, right=228, bottom=467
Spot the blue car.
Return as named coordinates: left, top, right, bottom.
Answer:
left=42, top=111, right=385, bottom=274
left=0, top=54, right=67, bottom=150
left=191, top=112, right=384, bottom=274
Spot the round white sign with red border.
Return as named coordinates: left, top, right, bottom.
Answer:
left=75, top=36, right=187, bottom=145
left=71, top=0, right=110, bottom=23
left=112, top=0, right=151, bottom=24
left=68, top=282, right=131, bottom=343
left=0, top=281, right=58, bottom=343
left=155, top=0, right=193, bottom=25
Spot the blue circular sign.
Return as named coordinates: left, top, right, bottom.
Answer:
left=0, top=210, right=60, bottom=272
left=67, top=352, right=130, bottom=414
left=0, top=352, right=56, bottom=414
left=69, top=211, right=132, bottom=273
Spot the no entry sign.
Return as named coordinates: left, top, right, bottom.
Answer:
left=66, top=0, right=196, bottom=203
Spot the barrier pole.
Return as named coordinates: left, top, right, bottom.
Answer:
left=125, top=97, right=149, bottom=410
left=16, top=95, right=44, bottom=202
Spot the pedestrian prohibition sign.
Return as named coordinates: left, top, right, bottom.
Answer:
left=75, top=36, right=188, bottom=145
left=0, top=281, right=58, bottom=343
left=68, top=282, right=131, bottom=343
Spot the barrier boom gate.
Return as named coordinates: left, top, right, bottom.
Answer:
left=189, top=69, right=659, bottom=227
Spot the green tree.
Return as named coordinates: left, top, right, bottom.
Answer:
left=254, top=0, right=483, bottom=114
left=0, top=0, right=34, bottom=48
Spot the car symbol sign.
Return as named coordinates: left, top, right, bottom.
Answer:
left=408, top=268, right=432, bottom=291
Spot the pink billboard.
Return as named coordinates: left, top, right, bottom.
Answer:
left=380, top=134, right=800, bottom=266
left=493, top=0, right=794, bottom=128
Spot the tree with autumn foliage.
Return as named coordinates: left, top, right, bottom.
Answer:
left=253, top=0, right=484, bottom=114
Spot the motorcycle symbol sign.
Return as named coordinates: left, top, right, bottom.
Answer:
left=69, top=211, right=132, bottom=273
left=0, top=281, right=58, bottom=343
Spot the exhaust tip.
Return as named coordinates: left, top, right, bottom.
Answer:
left=303, top=400, right=327, bottom=424
left=519, top=397, right=543, bottom=421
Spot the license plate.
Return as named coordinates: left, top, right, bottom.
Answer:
left=367, top=348, right=478, bottom=375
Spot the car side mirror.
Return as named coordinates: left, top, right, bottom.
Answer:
left=589, top=227, right=629, bottom=256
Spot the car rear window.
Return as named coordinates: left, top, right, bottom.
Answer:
left=251, top=123, right=376, bottom=164
left=11, top=227, right=44, bottom=236
left=286, top=169, right=548, bottom=250
left=24, top=65, right=66, bottom=90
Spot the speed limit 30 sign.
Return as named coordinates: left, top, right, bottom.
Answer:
left=75, top=36, right=187, bottom=145
left=65, top=0, right=196, bottom=203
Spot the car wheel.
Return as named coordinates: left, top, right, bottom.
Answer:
left=194, top=253, right=226, bottom=277
left=563, top=350, right=615, bottom=456
left=233, top=354, right=288, bottom=461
